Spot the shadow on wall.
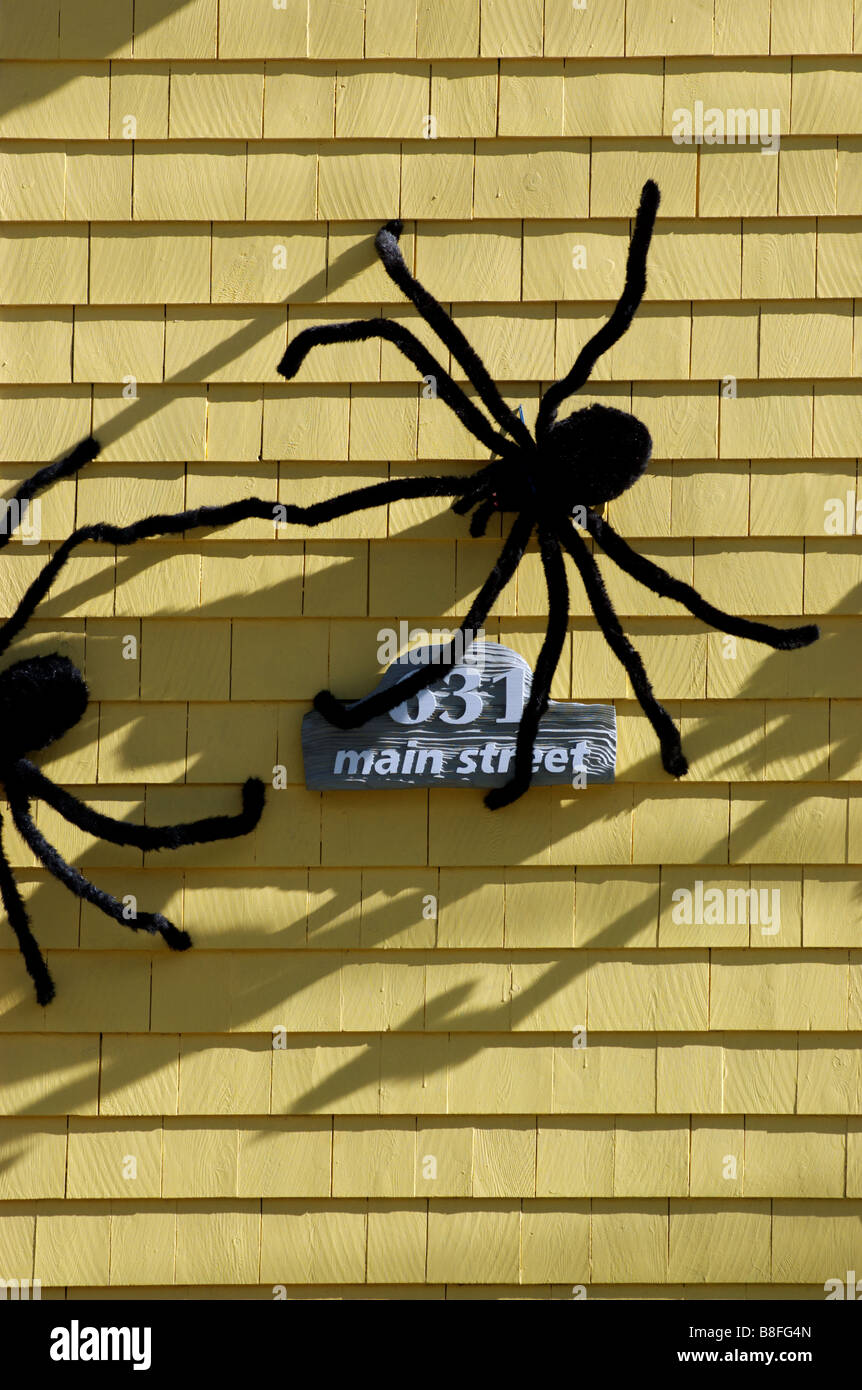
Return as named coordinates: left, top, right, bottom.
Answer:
left=1, top=142, right=859, bottom=1172
left=0, top=1, right=200, bottom=120
left=48, top=226, right=347, bottom=457
left=0, top=574, right=857, bottom=1164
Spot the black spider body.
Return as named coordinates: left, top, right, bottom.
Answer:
left=543, top=402, right=654, bottom=505
left=0, top=654, right=88, bottom=760
left=465, top=401, right=653, bottom=533
left=3, top=179, right=819, bottom=896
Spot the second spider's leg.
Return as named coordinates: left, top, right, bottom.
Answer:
left=314, top=511, right=535, bottom=728
left=560, top=518, right=688, bottom=777
left=15, top=761, right=265, bottom=851
left=0, top=813, right=54, bottom=1004
left=485, top=529, right=571, bottom=811
left=586, top=512, right=820, bottom=650
left=6, top=784, right=191, bottom=950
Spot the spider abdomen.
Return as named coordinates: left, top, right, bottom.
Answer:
left=543, top=402, right=653, bottom=506
left=0, top=654, right=89, bottom=761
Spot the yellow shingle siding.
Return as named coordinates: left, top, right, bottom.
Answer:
left=1, top=0, right=861, bottom=1298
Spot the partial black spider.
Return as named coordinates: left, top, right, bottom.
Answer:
left=7, top=179, right=819, bottom=844
left=0, top=455, right=265, bottom=1006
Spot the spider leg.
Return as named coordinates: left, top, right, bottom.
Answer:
left=14, top=760, right=265, bottom=851
left=0, top=473, right=479, bottom=660
left=373, top=221, right=535, bottom=451
left=279, top=317, right=515, bottom=458
left=559, top=517, right=688, bottom=777
left=467, top=499, right=496, bottom=538
left=0, top=436, right=100, bottom=553
left=536, top=180, right=660, bottom=437
left=452, top=477, right=509, bottom=537
left=0, top=813, right=55, bottom=1005
left=484, top=528, right=570, bottom=810
left=6, top=782, right=191, bottom=951
left=586, top=511, right=820, bottom=650
left=284, top=471, right=482, bottom=521
left=451, top=492, right=481, bottom=515
left=313, top=511, right=535, bottom=729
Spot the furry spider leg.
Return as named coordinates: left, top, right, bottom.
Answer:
left=313, top=511, right=536, bottom=729
left=450, top=476, right=509, bottom=536
left=0, top=814, right=55, bottom=1004
left=15, top=758, right=264, bottom=851
left=484, top=527, right=571, bottom=810
left=585, top=511, right=820, bottom=651
left=559, top=517, right=688, bottom=777
left=5, top=775, right=190, bottom=950
left=373, top=220, right=535, bottom=451
left=536, top=179, right=661, bottom=437
left=0, top=471, right=477, bottom=661
left=0, top=436, right=100, bottom=552
left=279, top=318, right=515, bottom=459
left=0, top=477, right=531, bottom=733
left=461, top=498, right=497, bottom=539
left=2, top=488, right=533, bottom=756
left=0, top=483, right=539, bottom=778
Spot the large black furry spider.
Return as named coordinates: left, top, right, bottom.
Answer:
left=0, top=447, right=265, bottom=1005
left=276, top=178, right=820, bottom=806
left=8, top=180, right=819, bottom=846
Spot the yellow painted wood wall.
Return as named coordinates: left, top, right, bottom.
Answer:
left=1, top=0, right=862, bottom=1299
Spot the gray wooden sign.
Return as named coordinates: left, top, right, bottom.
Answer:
left=302, top=641, right=616, bottom=790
